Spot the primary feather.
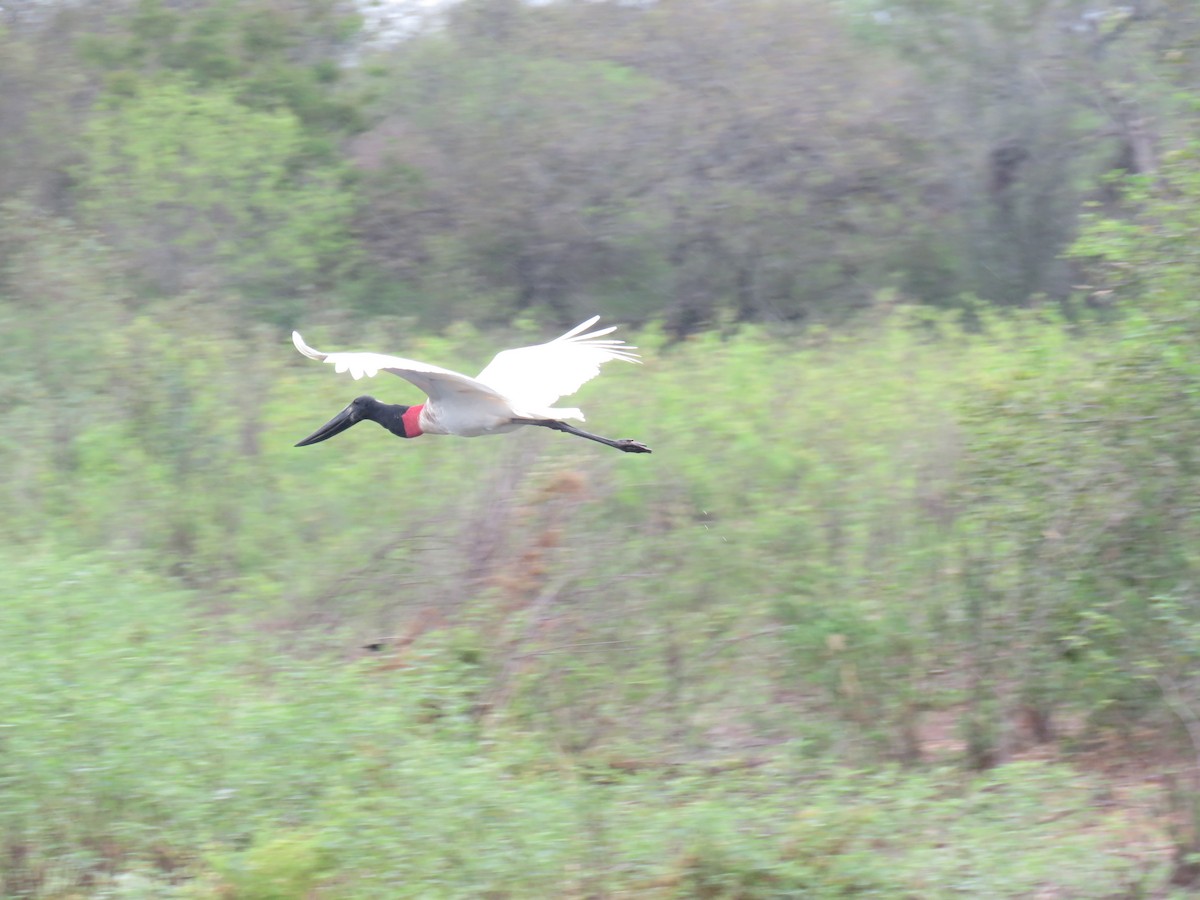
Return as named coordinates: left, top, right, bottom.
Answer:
left=475, top=316, right=641, bottom=412
left=291, top=332, right=505, bottom=406
left=291, top=317, right=639, bottom=420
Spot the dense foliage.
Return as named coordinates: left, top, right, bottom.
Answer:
left=3, top=0, right=1200, bottom=895
left=0, top=304, right=1176, bottom=896
left=4, top=0, right=1196, bottom=331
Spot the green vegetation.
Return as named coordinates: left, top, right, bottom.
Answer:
left=77, top=80, right=355, bottom=312
left=3, top=0, right=1200, bottom=895
left=7, top=0, right=1196, bottom=332
left=0, top=293, right=1190, bottom=894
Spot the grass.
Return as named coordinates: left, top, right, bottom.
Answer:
left=0, top=304, right=1185, bottom=895
left=0, top=547, right=1162, bottom=896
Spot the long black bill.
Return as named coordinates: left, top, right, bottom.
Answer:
left=295, top=403, right=362, bottom=447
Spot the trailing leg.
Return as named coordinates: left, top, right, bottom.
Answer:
left=515, top=418, right=652, bottom=453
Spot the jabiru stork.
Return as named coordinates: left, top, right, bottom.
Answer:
left=292, top=317, right=652, bottom=454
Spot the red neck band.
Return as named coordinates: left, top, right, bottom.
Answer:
left=402, top=404, right=424, bottom=438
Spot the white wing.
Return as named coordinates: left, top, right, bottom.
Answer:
left=474, top=317, right=640, bottom=412
left=292, top=331, right=508, bottom=406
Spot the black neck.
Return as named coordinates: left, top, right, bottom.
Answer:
left=362, top=398, right=412, bottom=438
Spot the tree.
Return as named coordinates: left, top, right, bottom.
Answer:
left=954, top=123, right=1200, bottom=762
left=354, top=0, right=928, bottom=331
left=0, top=14, right=91, bottom=212
left=75, top=79, right=355, bottom=318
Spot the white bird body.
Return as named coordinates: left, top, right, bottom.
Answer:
left=292, top=317, right=651, bottom=453
left=414, top=390, right=522, bottom=438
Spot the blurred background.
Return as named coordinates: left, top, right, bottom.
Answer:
left=1, top=0, right=1200, bottom=895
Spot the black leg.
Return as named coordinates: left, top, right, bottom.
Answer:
left=514, top=419, right=652, bottom=453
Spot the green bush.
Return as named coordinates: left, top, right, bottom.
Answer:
left=75, top=79, right=355, bottom=314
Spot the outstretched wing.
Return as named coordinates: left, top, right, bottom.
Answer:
left=474, top=317, right=640, bottom=411
left=292, top=331, right=507, bottom=405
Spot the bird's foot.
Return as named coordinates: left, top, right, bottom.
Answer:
left=616, top=439, right=652, bottom=454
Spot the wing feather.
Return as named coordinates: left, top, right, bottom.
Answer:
left=292, top=331, right=506, bottom=404
left=474, top=318, right=640, bottom=412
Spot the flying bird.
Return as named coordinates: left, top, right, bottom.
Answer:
left=292, top=317, right=651, bottom=454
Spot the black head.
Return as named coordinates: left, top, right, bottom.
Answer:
left=294, top=396, right=413, bottom=446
